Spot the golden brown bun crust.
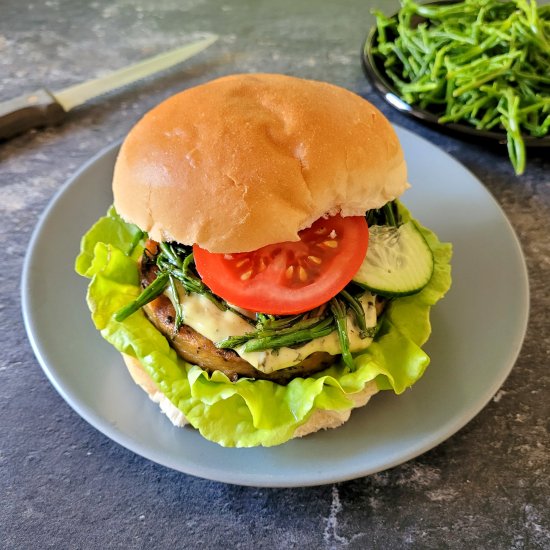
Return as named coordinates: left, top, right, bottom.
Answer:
left=113, top=74, right=408, bottom=252
left=121, top=353, right=379, bottom=438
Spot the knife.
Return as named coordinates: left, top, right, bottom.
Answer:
left=0, top=34, right=218, bottom=140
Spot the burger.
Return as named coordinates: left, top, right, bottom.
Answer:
left=76, top=73, right=452, bottom=447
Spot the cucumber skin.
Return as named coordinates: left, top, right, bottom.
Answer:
left=352, top=220, right=434, bottom=298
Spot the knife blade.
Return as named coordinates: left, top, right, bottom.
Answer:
left=0, top=35, right=218, bottom=140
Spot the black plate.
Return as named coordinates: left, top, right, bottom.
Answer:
left=361, top=6, right=550, bottom=148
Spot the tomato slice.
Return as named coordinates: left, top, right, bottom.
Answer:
left=193, top=215, right=369, bottom=315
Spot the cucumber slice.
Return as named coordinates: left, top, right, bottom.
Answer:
left=352, top=221, right=434, bottom=297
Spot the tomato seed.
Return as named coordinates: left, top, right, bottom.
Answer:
left=307, top=255, right=322, bottom=264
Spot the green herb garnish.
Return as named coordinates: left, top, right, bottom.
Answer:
left=330, top=298, right=355, bottom=370
left=114, top=271, right=170, bottom=322
left=114, top=242, right=226, bottom=322
left=366, top=200, right=400, bottom=226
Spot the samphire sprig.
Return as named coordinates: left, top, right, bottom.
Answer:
left=216, top=285, right=377, bottom=371
left=366, top=201, right=400, bottom=227
left=114, top=242, right=227, bottom=325
left=371, top=0, right=550, bottom=175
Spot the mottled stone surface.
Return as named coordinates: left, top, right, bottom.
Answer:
left=1, top=1, right=549, bottom=548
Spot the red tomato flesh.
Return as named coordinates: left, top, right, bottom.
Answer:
left=193, top=214, right=369, bottom=315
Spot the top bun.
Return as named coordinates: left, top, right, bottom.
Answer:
left=113, top=73, right=408, bottom=253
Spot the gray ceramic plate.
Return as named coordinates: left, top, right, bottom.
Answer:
left=21, top=126, right=529, bottom=487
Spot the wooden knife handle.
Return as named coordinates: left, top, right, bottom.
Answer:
left=0, top=89, right=66, bottom=140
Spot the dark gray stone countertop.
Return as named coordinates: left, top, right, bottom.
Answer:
left=1, top=1, right=548, bottom=548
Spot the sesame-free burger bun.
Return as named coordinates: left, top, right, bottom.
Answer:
left=113, top=73, right=408, bottom=253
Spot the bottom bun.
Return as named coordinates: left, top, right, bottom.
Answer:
left=123, top=354, right=188, bottom=428
left=122, top=354, right=379, bottom=439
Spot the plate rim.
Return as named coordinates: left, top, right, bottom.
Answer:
left=21, top=129, right=530, bottom=487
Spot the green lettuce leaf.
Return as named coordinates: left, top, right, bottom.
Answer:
left=75, top=206, right=143, bottom=277
left=75, top=203, right=452, bottom=447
